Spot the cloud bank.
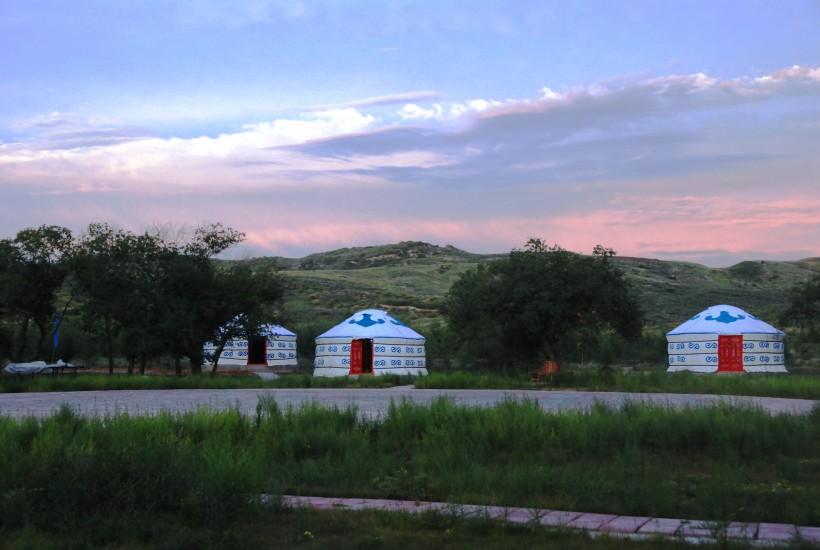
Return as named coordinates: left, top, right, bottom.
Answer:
left=1, top=66, right=819, bottom=266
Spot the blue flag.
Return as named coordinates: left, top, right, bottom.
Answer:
left=53, top=314, right=60, bottom=348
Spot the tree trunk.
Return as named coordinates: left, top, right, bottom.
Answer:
left=13, top=318, right=30, bottom=362
left=189, top=350, right=203, bottom=375
left=139, top=354, right=147, bottom=375
left=34, top=318, right=48, bottom=361
left=105, top=318, right=115, bottom=374
left=174, top=355, right=182, bottom=377
left=210, top=338, right=229, bottom=375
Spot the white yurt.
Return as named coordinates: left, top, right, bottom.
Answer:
left=667, top=304, right=786, bottom=373
left=313, top=309, right=428, bottom=377
left=204, top=324, right=298, bottom=373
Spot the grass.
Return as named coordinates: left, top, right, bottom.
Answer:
left=267, top=242, right=818, bottom=331
left=4, top=506, right=772, bottom=549
left=0, top=398, right=817, bottom=547
left=0, top=372, right=416, bottom=393
left=414, top=369, right=820, bottom=400
left=3, top=368, right=819, bottom=399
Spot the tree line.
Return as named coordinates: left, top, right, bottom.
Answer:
left=0, top=223, right=283, bottom=374
left=2, top=224, right=815, bottom=375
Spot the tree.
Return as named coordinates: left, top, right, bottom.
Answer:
left=782, top=273, right=820, bottom=335
left=199, top=263, right=284, bottom=374
left=70, top=224, right=169, bottom=373
left=444, top=239, right=644, bottom=369
left=152, top=223, right=283, bottom=375
left=0, top=226, right=73, bottom=362
left=69, top=222, right=284, bottom=375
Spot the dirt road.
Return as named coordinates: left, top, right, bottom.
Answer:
left=0, top=387, right=815, bottom=418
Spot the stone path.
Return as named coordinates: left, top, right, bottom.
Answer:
left=0, top=387, right=816, bottom=418
left=282, top=495, right=820, bottom=547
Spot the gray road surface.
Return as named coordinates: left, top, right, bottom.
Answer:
left=0, top=387, right=815, bottom=419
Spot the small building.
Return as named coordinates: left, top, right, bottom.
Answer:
left=666, top=304, right=786, bottom=373
left=313, top=309, right=428, bottom=377
left=204, top=324, right=298, bottom=374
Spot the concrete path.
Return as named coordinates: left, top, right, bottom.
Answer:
left=282, top=495, right=820, bottom=547
left=0, top=387, right=815, bottom=419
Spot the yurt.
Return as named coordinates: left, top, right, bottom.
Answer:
left=313, top=309, right=428, bottom=377
left=667, top=304, right=786, bottom=373
left=204, top=324, right=298, bottom=373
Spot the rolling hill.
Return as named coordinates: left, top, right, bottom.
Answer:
left=244, top=241, right=819, bottom=333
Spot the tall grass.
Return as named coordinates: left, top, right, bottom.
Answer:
left=3, top=369, right=819, bottom=398
left=413, top=370, right=530, bottom=389
left=0, top=372, right=416, bottom=393
left=538, top=369, right=820, bottom=399
left=2, top=397, right=816, bottom=546
left=415, top=369, right=820, bottom=399
left=0, top=405, right=273, bottom=547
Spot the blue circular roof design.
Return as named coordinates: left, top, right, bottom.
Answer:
left=316, top=309, right=425, bottom=341
left=667, top=304, right=783, bottom=336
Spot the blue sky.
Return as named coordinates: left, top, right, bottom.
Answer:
left=1, top=1, right=819, bottom=265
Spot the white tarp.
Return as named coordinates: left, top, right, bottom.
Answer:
left=314, top=309, right=428, bottom=377
left=3, top=359, right=75, bottom=375
left=666, top=304, right=786, bottom=373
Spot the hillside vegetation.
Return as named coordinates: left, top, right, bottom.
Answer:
left=244, top=241, right=819, bottom=333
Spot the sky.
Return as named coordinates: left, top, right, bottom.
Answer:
left=1, top=1, right=819, bottom=267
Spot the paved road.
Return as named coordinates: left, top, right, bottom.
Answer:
left=0, top=387, right=815, bottom=418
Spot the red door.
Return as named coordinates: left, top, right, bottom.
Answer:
left=350, top=339, right=363, bottom=375
left=717, top=335, right=743, bottom=372
left=349, top=339, right=373, bottom=375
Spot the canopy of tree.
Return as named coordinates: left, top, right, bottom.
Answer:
left=444, top=239, right=644, bottom=369
left=782, top=273, right=820, bottom=335
left=0, top=223, right=284, bottom=374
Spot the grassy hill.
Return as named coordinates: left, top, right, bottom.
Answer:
left=245, top=241, right=819, bottom=333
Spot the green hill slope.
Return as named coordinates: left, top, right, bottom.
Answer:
left=246, top=241, right=818, bottom=333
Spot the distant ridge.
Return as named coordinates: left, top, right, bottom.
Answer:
left=270, top=241, right=504, bottom=271
left=241, top=243, right=819, bottom=331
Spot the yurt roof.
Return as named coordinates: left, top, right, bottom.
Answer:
left=260, top=324, right=296, bottom=338
left=317, top=309, right=425, bottom=340
left=667, top=304, right=783, bottom=336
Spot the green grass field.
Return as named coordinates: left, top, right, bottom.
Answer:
left=0, top=398, right=817, bottom=547
left=3, top=369, right=819, bottom=399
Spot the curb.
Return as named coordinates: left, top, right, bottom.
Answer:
left=281, top=495, right=820, bottom=547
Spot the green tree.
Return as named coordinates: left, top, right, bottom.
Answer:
left=70, top=224, right=179, bottom=373
left=70, top=223, right=285, bottom=375
left=0, top=226, right=73, bottom=362
left=782, top=273, right=820, bottom=335
left=200, top=262, right=285, bottom=374
left=154, top=223, right=284, bottom=375
left=444, top=239, right=644, bottom=369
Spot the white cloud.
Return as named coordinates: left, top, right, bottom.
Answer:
left=397, top=98, right=506, bottom=121
left=241, top=108, right=377, bottom=146
left=398, top=103, right=445, bottom=121
left=2, top=65, right=819, bottom=244
left=540, top=87, right=563, bottom=100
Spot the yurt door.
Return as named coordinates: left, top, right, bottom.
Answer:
left=248, top=336, right=267, bottom=366
left=350, top=339, right=374, bottom=375
left=717, top=335, right=743, bottom=372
